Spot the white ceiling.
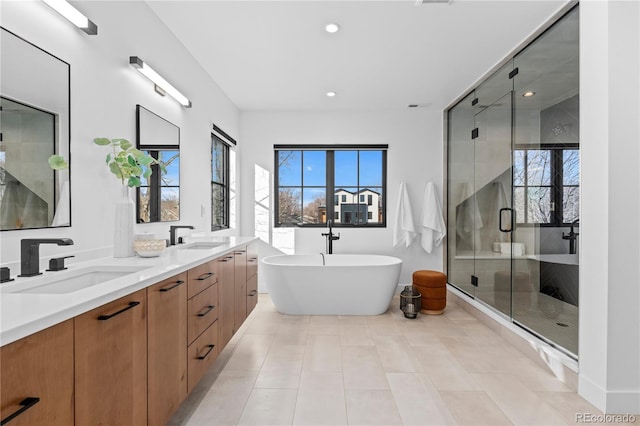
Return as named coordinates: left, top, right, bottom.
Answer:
left=148, top=0, right=568, bottom=111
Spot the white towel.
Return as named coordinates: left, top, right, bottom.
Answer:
left=393, top=182, right=417, bottom=248
left=455, top=182, right=483, bottom=252
left=420, top=182, right=446, bottom=253
left=51, top=180, right=71, bottom=226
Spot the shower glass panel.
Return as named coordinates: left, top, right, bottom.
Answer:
left=512, top=7, right=579, bottom=356
left=447, top=92, right=477, bottom=298
left=446, top=5, right=579, bottom=357
left=472, top=86, right=513, bottom=317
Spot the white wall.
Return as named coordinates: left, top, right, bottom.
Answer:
left=239, top=109, right=445, bottom=290
left=579, top=0, right=640, bottom=414
left=0, top=1, right=240, bottom=269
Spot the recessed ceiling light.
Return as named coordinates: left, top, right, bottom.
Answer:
left=325, top=23, right=340, bottom=34
left=522, top=91, right=536, bottom=97
left=326, top=91, right=336, bottom=97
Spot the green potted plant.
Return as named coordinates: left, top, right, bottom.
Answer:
left=49, top=138, right=165, bottom=257
left=93, top=137, right=163, bottom=187
left=49, top=137, right=165, bottom=184
left=93, top=138, right=165, bottom=257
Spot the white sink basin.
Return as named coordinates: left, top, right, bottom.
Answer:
left=179, top=242, right=226, bottom=250
left=2, top=265, right=148, bottom=294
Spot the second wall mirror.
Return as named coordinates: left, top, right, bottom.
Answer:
left=136, top=105, right=180, bottom=223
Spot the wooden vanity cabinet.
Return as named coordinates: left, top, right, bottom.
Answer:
left=74, top=289, right=147, bottom=426
left=0, top=320, right=74, bottom=426
left=0, top=241, right=258, bottom=425
left=147, top=273, right=188, bottom=426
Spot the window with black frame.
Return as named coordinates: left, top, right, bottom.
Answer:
left=513, top=146, right=579, bottom=225
left=138, top=150, right=180, bottom=222
left=274, top=145, right=387, bottom=227
left=211, top=125, right=234, bottom=230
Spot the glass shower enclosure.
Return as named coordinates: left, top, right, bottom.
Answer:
left=446, top=6, right=579, bottom=357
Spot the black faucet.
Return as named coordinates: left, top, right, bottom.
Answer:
left=19, top=238, right=74, bottom=277
left=562, top=219, right=579, bottom=254
left=321, top=220, right=340, bottom=254
left=169, top=225, right=194, bottom=246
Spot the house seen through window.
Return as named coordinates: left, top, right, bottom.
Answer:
left=274, top=145, right=387, bottom=227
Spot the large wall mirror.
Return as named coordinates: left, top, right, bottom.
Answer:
left=136, top=105, right=180, bottom=223
left=0, top=27, right=71, bottom=231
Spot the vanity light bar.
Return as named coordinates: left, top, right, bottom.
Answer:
left=129, top=56, right=192, bottom=108
left=42, top=0, right=97, bottom=35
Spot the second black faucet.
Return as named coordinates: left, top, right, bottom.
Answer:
left=169, top=225, right=194, bottom=246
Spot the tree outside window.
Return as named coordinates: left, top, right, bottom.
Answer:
left=514, top=147, right=579, bottom=225
left=211, top=134, right=230, bottom=230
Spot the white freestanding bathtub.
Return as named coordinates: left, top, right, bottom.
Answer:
left=261, top=254, right=403, bottom=315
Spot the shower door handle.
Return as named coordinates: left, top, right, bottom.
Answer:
left=499, top=208, right=513, bottom=232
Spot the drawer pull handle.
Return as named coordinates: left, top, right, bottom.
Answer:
left=1, top=397, right=40, bottom=425
left=97, top=301, right=140, bottom=321
left=248, top=290, right=258, bottom=297
left=196, top=272, right=214, bottom=281
left=159, top=280, right=185, bottom=292
left=234, top=250, right=246, bottom=254
left=221, top=256, right=233, bottom=262
left=197, top=305, right=215, bottom=317
left=197, top=344, right=215, bottom=360
left=248, top=258, right=258, bottom=263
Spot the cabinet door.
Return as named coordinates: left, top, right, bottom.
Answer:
left=75, top=289, right=147, bottom=425
left=1, top=320, right=74, bottom=426
left=148, top=273, right=187, bottom=426
left=218, top=254, right=235, bottom=347
left=247, top=242, right=258, bottom=279
left=247, top=274, right=258, bottom=316
left=234, top=247, right=248, bottom=331
left=187, top=282, right=218, bottom=345
left=187, top=321, right=219, bottom=394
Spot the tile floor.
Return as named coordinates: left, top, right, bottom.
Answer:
left=170, top=294, right=637, bottom=426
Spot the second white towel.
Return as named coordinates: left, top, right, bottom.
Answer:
left=393, top=181, right=417, bottom=248
left=420, top=182, right=446, bottom=253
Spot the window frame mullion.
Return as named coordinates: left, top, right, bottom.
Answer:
left=327, top=150, right=335, bottom=224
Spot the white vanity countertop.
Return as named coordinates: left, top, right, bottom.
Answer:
left=0, top=236, right=258, bottom=346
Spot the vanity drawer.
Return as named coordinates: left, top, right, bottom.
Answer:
left=187, top=260, right=217, bottom=299
left=187, top=321, right=219, bottom=394
left=187, top=283, right=218, bottom=345
left=247, top=242, right=259, bottom=279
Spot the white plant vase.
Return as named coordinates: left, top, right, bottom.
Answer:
left=113, top=185, right=135, bottom=258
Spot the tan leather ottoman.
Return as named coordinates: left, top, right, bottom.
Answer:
left=412, top=270, right=447, bottom=315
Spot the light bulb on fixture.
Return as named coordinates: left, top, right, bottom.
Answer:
left=326, top=91, right=337, bottom=97
left=522, top=91, right=536, bottom=97
left=130, top=56, right=192, bottom=108
left=41, top=0, right=97, bottom=35
left=325, top=23, right=340, bottom=34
